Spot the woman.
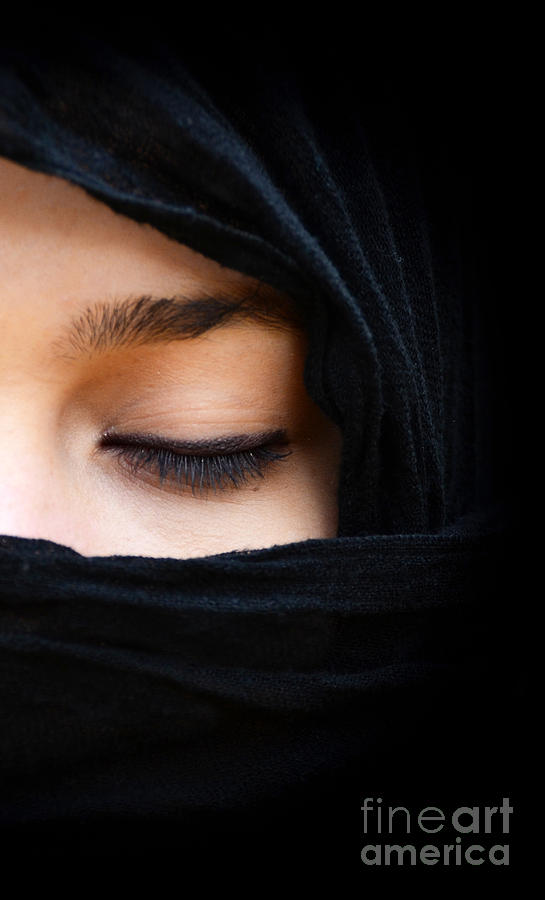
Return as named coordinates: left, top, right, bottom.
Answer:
left=0, top=29, right=520, bottom=868
left=0, top=156, right=342, bottom=558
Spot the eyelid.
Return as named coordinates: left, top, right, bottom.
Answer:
left=99, top=427, right=289, bottom=455
left=98, top=428, right=292, bottom=496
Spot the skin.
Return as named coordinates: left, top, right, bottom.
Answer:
left=0, top=157, right=342, bottom=558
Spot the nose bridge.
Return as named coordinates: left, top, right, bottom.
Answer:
left=0, top=388, right=73, bottom=543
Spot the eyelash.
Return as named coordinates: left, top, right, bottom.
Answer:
left=101, top=439, right=291, bottom=495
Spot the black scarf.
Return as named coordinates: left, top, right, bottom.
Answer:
left=0, top=28, right=523, bottom=869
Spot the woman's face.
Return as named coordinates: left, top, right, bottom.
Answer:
left=0, top=157, right=342, bottom=558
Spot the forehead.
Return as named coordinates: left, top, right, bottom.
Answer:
left=0, top=156, right=265, bottom=311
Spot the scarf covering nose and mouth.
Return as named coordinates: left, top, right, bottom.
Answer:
left=0, top=29, right=522, bottom=867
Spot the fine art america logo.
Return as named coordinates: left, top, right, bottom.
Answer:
left=360, top=797, right=512, bottom=866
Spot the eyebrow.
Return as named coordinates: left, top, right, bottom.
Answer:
left=53, top=288, right=301, bottom=359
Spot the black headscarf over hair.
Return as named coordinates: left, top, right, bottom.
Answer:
left=0, top=31, right=522, bottom=867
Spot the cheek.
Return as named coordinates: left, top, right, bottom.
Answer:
left=115, top=494, right=339, bottom=559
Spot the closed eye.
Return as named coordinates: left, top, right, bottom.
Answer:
left=98, top=428, right=292, bottom=496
